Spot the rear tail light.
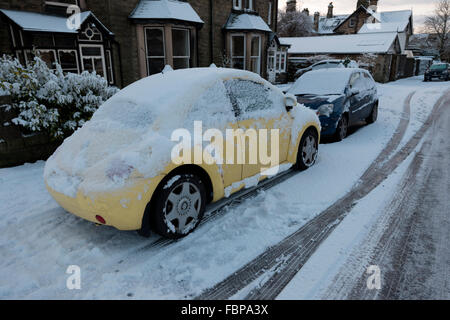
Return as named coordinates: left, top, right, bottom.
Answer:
left=95, top=215, right=106, bottom=224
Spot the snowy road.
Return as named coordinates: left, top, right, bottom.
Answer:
left=0, top=77, right=449, bottom=299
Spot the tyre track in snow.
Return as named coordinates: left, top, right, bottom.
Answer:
left=241, top=89, right=450, bottom=300
left=195, top=91, right=417, bottom=300
left=345, top=94, right=450, bottom=300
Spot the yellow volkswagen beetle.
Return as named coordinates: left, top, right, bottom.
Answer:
left=44, top=67, right=320, bottom=239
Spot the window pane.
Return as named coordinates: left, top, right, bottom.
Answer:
left=83, top=58, right=93, bottom=72
left=251, top=36, right=259, bottom=57
left=172, top=29, right=189, bottom=57
left=232, top=36, right=245, bottom=57
left=38, top=51, right=56, bottom=69
left=81, top=47, right=101, bottom=56
left=250, top=57, right=259, bottom=74
left=94, top=58, right=104, bottom=77
left=146, top=28, right=164, bottom=57
left=232, top=58, right=244, bottom=70
left=173, top=57, right=189, bottom=70
left=59, top=51, right=78, bottom=71
left=148, top=58, right=165, bottom=75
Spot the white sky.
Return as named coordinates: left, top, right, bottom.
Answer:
left=278, top=0, right=439, bottom=29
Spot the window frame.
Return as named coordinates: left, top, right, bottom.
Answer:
left=79, top=43, right=107, bottom=79
left=144, top=26, right=166, bottom=76
left=349, top=18, right=356, bottom=28
left=172, top=27, right=191, bottom=70
left=105, top=49, right=114, bottom=84
left=230, top=33, right=246, bottom=70
left=250, top=34, right=261, bottom=75
left=57, top=49, right=80, bottom=74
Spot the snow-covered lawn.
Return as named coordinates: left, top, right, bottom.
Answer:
left=0, top=76, right=448, bottom=299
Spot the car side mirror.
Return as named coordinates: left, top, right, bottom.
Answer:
left=284, top=93, right=297, bottom=112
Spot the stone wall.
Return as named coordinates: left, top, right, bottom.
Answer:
left=0, top=95, right=60, bottom=168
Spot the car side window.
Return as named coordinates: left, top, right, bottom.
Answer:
left=349, top=72, right=360, bottom=88
left=224, top=79, right=283, bottom=120
left=188, top=79, right=236, bottom=128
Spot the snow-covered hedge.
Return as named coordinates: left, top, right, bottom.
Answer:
left=0, top=55, right=119, bottom=138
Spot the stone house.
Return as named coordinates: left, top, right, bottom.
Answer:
left=281, top=0, right=415, bottom=83
left=0, top=0, right=289, bottom=87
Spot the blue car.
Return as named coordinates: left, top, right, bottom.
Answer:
left=288, top=68, right=379, bottom=141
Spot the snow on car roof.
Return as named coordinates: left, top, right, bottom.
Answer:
left=288, top=68, right=360, bottom=96
left=0, top=9, right=111, bottom=34
left=224, top=13, right=272, bottom=32
left=280, top=32, right=398, bottom=54
left=129, top=0, right=203, bottom=24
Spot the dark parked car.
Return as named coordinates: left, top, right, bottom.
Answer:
left=424, top=63, right=450, bottom=81
left=288, top=68, right=379, bottom=141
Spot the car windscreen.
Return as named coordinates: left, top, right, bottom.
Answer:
left=288, top=71, right=350, bottom=96
left=430, top=64, right=447, bottom=71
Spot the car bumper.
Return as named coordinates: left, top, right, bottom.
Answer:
left=45, top=175, right=165, bottom=231
left=317, top=115, right=339, bottom=136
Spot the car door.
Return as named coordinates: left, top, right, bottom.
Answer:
left=224, top=79, right=292, bottom=181
left=186, top=79, right=243, bottom=190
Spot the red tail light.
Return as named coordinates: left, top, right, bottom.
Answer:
left=95, top=215, right=106, bottom=224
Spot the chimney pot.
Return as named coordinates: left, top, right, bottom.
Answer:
left=327, top=2, right=334, bottom=19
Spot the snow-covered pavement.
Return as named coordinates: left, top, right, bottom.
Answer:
left=0, top=77, right=448, bottom=299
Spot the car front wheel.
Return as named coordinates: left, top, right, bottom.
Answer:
left=335, top=115, right=348, bottom=141
left=366, top=102, right=378, bottom=124
left=152, top=173, right=206, bottom=239
left=296, top=129, right=318, bottom=171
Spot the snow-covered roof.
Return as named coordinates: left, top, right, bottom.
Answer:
left=280, top=32, right=399, bottom=54
left=358, top=10, right=412, bottom=34
left=129, top=0, right=203, bottom=24
left=224, top=13, right=272, bottom=32
left=316, top=15, right=348, bottom=34
left=0, top=9, right=112, bottom=34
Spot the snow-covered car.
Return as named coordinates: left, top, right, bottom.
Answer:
left=44, top=67, right=321, bottom=239
left=424, top=63, right=450, bottom=82
left=294, top=59, right=358, bottom=79
left=288, top=68, right=378, bottom=141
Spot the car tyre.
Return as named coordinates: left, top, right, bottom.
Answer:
left=335, top=115, right=348, bottom=142
left=152, top=173, right=206, bottom=239
left=295, top=129, right=319, bottom=171
left=366, top=102, right=378, bottom=124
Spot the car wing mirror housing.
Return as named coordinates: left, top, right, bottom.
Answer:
left=284, top=93, right=297, bottom=111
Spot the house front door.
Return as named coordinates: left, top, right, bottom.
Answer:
left=267, top=50, right=276, bottom=83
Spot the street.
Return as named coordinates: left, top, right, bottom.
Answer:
left=0, top=76, right=449, bottom=299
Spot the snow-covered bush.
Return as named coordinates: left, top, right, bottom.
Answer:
left=0, top=54, right=119, bottom=138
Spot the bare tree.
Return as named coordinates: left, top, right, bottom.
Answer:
left=424, top=0, right=450, bottom=60
left=278, top=10, right=313, bottom=37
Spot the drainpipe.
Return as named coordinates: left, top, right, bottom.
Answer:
left=210, top=0, right=214, bottom=65
left=112, top=39, right=124, bottom=88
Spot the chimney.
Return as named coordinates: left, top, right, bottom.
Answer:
left=314, top=12, right=320, bottom=32
left=303, top=8, right=310, bottom=16
left=327, top=2, right=334, bottom=18
left=369, top=0, right=378, bottom=12
left=286, top=0, right=297, bottom=13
